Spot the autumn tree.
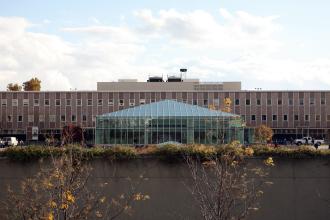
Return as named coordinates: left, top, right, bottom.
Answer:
left=222, top=97, right=232, bottom=113
left=23, top=77, right=41, bottom=91
left=62, top=124, right=84, bottom=145
left=7, top=83, right=22, bottom=91
left=254, top=124, right=274, bottom=144
left=186, top=143, right=275, bottom=220
left=3, top=149, right=149, bottom=220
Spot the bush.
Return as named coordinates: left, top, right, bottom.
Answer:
left=0, top=143, right=329, bottom=161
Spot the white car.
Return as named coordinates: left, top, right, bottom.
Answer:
left=294, top=137, right=324, bottom=146
left=2, top=137, right=18, bottom=147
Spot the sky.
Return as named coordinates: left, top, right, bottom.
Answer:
left=1, top=0, right=330, bottom=90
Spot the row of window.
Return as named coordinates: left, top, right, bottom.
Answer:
left=235, top=97, right=326, bottom=106
left=242, top=114, right=329, bottom=121
left=0, top=97, right=327, bottom=107
left=0, top=99, right=147, bottom=107
left=5, top=115, right=95, bottom=123
left=5, top=114, right=330, bottom=123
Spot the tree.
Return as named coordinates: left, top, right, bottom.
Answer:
left=222, top=97, right=232, bottom=113
left=23, top=77, right=41, bottom=91
left=62, top=124, right=84, bottom=145
left=254, top=124, right=273, bottom=144
left=7, top=83, right=22, bottom=91
left=186, top=143, right=274, bottom=220
left=3, top=149, right=149, bottom=220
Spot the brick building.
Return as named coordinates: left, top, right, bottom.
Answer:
left=1, top=76, right=329, bottom=143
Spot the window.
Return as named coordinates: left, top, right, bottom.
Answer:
left=289, top=99, right=293, bottom=106
left=245, top=99, right=250, bottom=105
left=213, top=99, right=219, bottom=106
left=283, top=115, right=288, bottom=121
left=18, top=115, right=23, bottom=122
left=299, top=98, right=304, bottom=105
left=34, top=99, right=39, bottom=106
left=12, top=99, right=18, bottom=106
left=39, top=115, right=45, bottom=122
left=235, top=99, right=240, bottom=105
left=294, top=115, right=299, bottom=121
left=151, top=99, right=156, bottom=103
left=7, top=115, right=12, bottom=122
left=119, top=99, right=124, bottom=106
left=61, top=115, right=66, bottom=122
left=66, top=99, right=71, bottom=106
left=55, top=99, right=61, bottom=106
left=76, top=99, right=82, bottom=106
left=193, top=100, right=197, bottom=105
left=310, top=98, right=315, bottom=105
left=129, top=99, right=135, bottom=106
left=140, top=99, right=145, bottom=105
left=262, top=115, right=267, bottom=121
left=92, top=115, right=96, bottom=122
left=71, top=115, right=76, bottom=122
left=28, top=115, right=34, bottom=123
left=87, top=99, right=93, bottom=106
left=49, top=115, right=56, bottom=122
left=1, top=99, right=7, bottom=106
left=108, top=99, right=114, bottom=106
left=251, top=115, right=256, bottom=121
left=203, top=99, right=208, bottom=106
left=23, top=99, right=29, bottom=106
left=327, top=115, right=330, bottom=121
left=321, top=98, right=326, bottom=105
left=241, top=115, right=246, bottom=121
left=82, top=115, right=87, bottom=121
left=278, top=99, right=282, bottom=105
left=98, top=99, right=103, bottom=106
left=316, top=115, right=321, bottom=121
left=305, top=115, right=309, bottom=121
left=272, top=115, right=277, bottom=121
left=267, top=99, right=272, bottom=105
left=44, top=99, right=50, bottom=106
left=256, top=99, right=261, bottom=105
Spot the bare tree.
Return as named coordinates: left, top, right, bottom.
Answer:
left=186, top=151, right=273, bottom=220
left=2, top=149, right=149, bottom=220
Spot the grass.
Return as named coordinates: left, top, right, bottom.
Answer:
left=0, top=143, right=329, bottom=161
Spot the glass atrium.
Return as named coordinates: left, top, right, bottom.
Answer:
left=95, top=100, right=245, bottom=145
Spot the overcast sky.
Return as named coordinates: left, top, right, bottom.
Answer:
left=1, top=0, right=330, bottom=91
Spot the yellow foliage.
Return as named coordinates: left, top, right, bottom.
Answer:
left=47, top=212, right=54, bottom=220
left=60, top=203, right=69, bottom=210
left=48, top=200, right=57, bottom=208
left=264, top=157, right=275, bottom=166
left=254, top=125, right=273, bottom=143
left=64, top=191, right=75, bottom=203
left=244, top=147, right=254, bottom=156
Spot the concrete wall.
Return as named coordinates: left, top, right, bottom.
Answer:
left=0, top=158, right=329, bottom=220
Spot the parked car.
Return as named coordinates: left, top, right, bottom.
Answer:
left=2, top=137, right=18, bottom=147
left=0, top=139, right=5, bottom=148
left=294, top=137, right=324, bottom=146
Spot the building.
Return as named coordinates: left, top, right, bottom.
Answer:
left=0, top=74, right=329, bottom=143
left=95, top=100, right=244, bottom=145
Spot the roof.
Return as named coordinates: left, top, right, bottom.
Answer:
left=99, top=100, right=239, bottom=118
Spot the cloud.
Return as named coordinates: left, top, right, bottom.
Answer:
left=133, top=8, right=282, bottom=52
left=0, top=9, right=330, bottom=91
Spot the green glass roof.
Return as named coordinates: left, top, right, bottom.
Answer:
left=99, top=100, right=239, bottom=118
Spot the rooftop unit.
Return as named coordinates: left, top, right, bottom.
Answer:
left=167, top=76, right=183, bottom=82
left=147, top=76, right=164, bottom=82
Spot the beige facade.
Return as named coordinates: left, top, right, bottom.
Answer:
left=0, top=81, right=329, bottom=142
left=97, top=81, right=241, bottom=92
